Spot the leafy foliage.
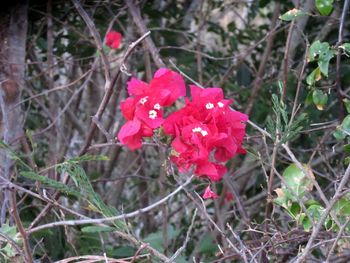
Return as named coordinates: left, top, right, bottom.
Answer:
left=1, top=0, right=350, bottom=262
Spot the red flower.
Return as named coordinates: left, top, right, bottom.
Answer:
left=106, top=31, right=122, bottom=49
left=203, top=185, right=218, bottom=200
left=127, top=68, right=186, bottom=107
left=117, top=119, right=153, bottom=150
left=117, top=68, right=186, bottom=150
left=163, top=85, right=248, bottom=181
left=225, top=192, right=234, bottom=202
left=195, top=162, right=227, bottom=181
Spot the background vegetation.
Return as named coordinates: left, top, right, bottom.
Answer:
left=1, top=0, right=350, bottom=262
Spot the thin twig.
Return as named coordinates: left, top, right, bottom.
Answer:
left=294, top=163, right=350, bottom=263
left=72, top=0, right=111, bottom=82
left=0, top=232, right=26, bottom=261
left=245, top=2, right=280, bottom=115
left=335, top=0, right=350, bottom=121
left=167, top=208, right=197, bottom=263
left=125, top=0, right=165, bottom=68
left=79, top=31, right=151, bottom=156
left=282, top=143, right=342, bottom=229
left=27, top=175, right=193, bottom=234
left=10, top=190, right=33, bottom=263
left=325, top=217, right=350, bottom=262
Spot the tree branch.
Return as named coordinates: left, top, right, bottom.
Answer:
left=125, top=0, right=165, bottom=68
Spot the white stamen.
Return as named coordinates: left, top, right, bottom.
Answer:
left=192, top=127, right=208, bottom=137
left=154, top=103, right=161, bottom=110
left=200, top=130, right=208, bottom=136
left=149, top=110, right=157, bottom=119
left=192, top=127, right=202, bottom=133
left=139, top=96, right=148, bottom=105
left=217, top=102, right=224, bottom=108
left=206, top=103, right=214, bottom=109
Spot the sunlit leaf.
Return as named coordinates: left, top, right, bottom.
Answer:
left=316, top=0, right=334, bottom=16
left=340, top=43, right=350, bottom=54
left=334, top=198, right=350, bottom=216
left=282, top=163, right=314, bottom=198
left=274, top=188, right=290, bottom=209
left=308, top=41, right=335, bottom=77
left=333, top=115, right=350, bottom=140
left=302, top=204, right=325, bottom=231
left=279, top=8, right=305, bottom=21
left=306, top=67, right=321, bottom=86
left=312, top=89, right=328, bottom=110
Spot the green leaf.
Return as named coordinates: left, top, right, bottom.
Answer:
left=282, top=163, right=314, bottom=199
left=109, top=246, right=135, bottom=258
left=144, top=225, right=179, bottom=253
left=305, top=91, right=314, bottom=104
left=312, top=89, right=328, bottom=110
left=344, top=99, right=350, bottom=113
left=57, top=162, right=126, bottom=231
left=316, top=0, right=334, bottom=16
left=333, top=129, right=346, bottom=141
left=343, top=144, right=350, bottom=154
left=334, top=198, right=350, bottom=216
left=306, top=67, right=321, bottom=86
left=0, top=223, right=22, bottom=258
left=308, top=41, right=328, bottom=62
left=308, top=41, right=335, bottom=77
left=333, top=115, right=350, bottom=140
left=20, top=171, right=82, bottom=198
left=340, top=43, right=350, bottom=54
left=81, top=226, right=114, bottom=233
left=302, top=204, right=325, bottom=231
left=345, top=156, right=350, bottom=166
left=198, top=233, right=218, bottom=254
left=318, top=51, right=334, bottom=77
left=274, top=188, right=293, bottom=210
left=279, top=8, right=305, bottom=21
left=290, top=202, right=302, bottom=217
left=340, top=115, right=350, bottom=134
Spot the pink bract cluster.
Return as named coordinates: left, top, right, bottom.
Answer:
left=106, top=31, right=122, bottom=49
left=117, top=68, right=248, bottom=200
left=118, top=69, right=186, bottom=150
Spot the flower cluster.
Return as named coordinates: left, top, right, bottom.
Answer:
left=117, top=69, right=248, bottom=199
left=163, top=85, right=248, bottom=184
left=106, top=31, right=122, bottom=49
left=117, top=69, right=186, bottom=150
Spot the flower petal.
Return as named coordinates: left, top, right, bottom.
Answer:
left=117, top=120, right=142, bottom=150
left=127, top=78, right=149, bottom=96
left=203, top=185, right=218, bottom=200
left=106, top=31, right=122, bottom=49
left=120, top=97, right=136, bottom=120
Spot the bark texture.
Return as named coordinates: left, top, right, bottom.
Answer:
left=0, top=1, right=28, bottom=224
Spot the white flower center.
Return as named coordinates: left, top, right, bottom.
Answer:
left=149, top=110, right=157, bottom=119
left=200, top=130, right=208, bottom=136
left=206, top=103, right=214, bottom=109
left=217, top=102, right=224, bottom=108
left=192, top=127, right=208, bottom=137
left=192, top=127, right=202, bottom=133
left=154, top=103, right=161, bottom=110
left=139, top=96, right=148, bottom=105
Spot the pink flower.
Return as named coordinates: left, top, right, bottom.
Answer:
left=127, top=68, right=186, bottom=107
left=203, top=185, right=218, bottom=200
left=195, top=162, right=227, bottom=182
left=117, top=119, right=153, bottom=150
left=106, top=31, right=122, bottom=49
left=163, top=85, right=247, bottom=181
left=117, top=68, right=186, bottom=150
left=225, top=192, right=234, bottom=202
